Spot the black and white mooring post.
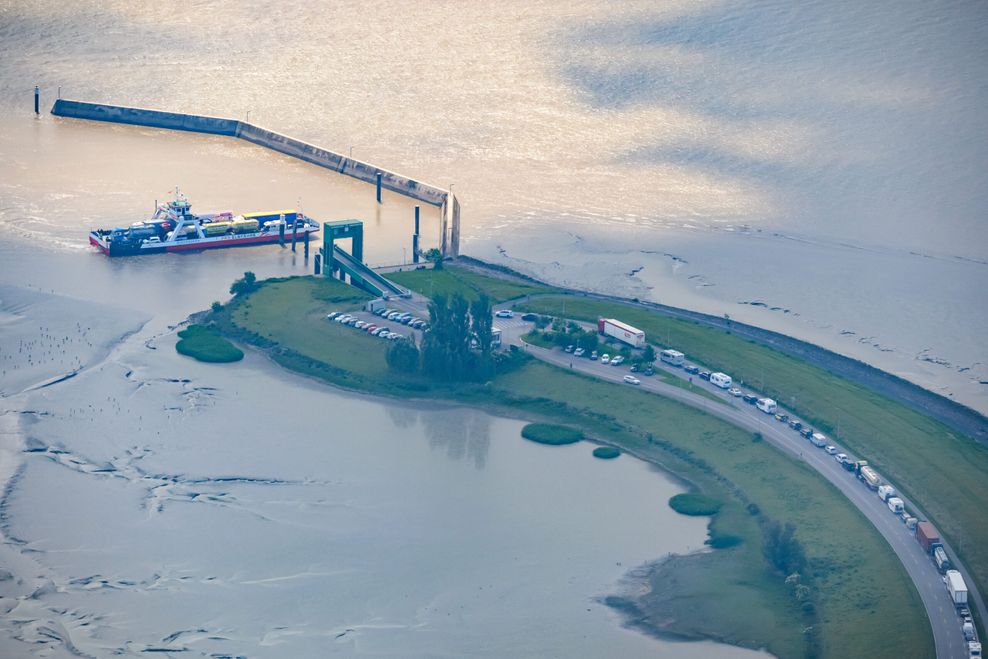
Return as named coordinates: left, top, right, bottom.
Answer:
left=376, top=172, right=383, bottom=204
left=34, top=86, right=39, bottom=115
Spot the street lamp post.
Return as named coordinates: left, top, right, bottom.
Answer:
left=246, top=110, right=251, bottom=123
left=349, top=146, right=355, bottom=160
left=403, top=247, right=407, bottom=265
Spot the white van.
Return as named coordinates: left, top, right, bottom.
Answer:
left=710, top=372, right=732, bottom=389
left=756, top=398, right=777, bottom=414
left=660, top=349, right=685, bottom=366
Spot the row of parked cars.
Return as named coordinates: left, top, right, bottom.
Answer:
left=326, top=311, right=406, bottom=341
left=374, top=307, right=430, bottom=331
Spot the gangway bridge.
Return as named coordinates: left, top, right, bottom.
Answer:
left=321, top=220, right=411, bottom=299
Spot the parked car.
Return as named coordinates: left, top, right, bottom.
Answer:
left=825, top=445, right=838, bottom=455
left=800, top=428, right=814, bottom=439
left=590, top=351, right=598, bottom=360
left=387, top=312, right=401, bottom=320
left=629, top=364, right=639, bottom=373
left=835, top=453, right=848, bottom=464
left=354, top=321, right=367, bottom=329
left=326, top=311, right=341, bottom=320
left=742, top=393, right=758, bottom=404
left=573, top=348, right=585, bottom=357
left=600, top=354, right=611, bottom=364
left=643, top=367, right=654, bottom=376
left=623, top=375, right=641, bottom=385
left=495, top=309, right=514, bottom=318
left=684, top=364, right=700, bottom=374
left=364, top=324, right=378, bottom=332
left=335, top=315, right=351, bottom=323
left=728, top=387, right=743, bottom=397
left=564, top=345, right=574, bottom=353
left=611, top=355, right=625, bottom=366
left=774, top=413, right=789, bottom=422
left=521, top=313, right=538, bottom=321
left=699, top=371, right=711, bottom=380
left=788, top=419, right=802, bottom=431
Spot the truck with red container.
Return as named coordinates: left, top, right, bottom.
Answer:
left=916, top=521, right=941, bottom=554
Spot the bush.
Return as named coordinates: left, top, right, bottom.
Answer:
left=521, top=423, right=583, bottom=445
left=176, top=324, right=244, bottom=363
left=669, top=492, right=723, bottom=516
left=592, top=446, right=621, bottom=459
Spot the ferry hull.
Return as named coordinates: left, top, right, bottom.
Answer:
left=91, top=228, right=318, bottom=257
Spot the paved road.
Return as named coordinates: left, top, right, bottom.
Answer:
left=493, top=312, right=973, bottom=659
left=360, top=294, right=975, bottom=658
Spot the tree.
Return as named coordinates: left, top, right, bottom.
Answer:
left=764, top=521, right=807, bottom=575
left=577, top=332, right=598, bottom=353
left=230, top=271, right=258, bottom=296
left=421, top=292, right=473, bottom=380
left=642, top=344, right=656, bottom=364
left=469, top=294, right=494, bottom=379
left=386, top=337, right=420, bottom=373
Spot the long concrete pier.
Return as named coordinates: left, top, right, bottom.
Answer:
left=50, top=99, right=460, bottom=256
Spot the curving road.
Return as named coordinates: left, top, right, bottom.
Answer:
left=490, top=314, right=974, bottom=659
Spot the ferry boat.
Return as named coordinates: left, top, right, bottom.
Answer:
left=89, top=191, right=320, bottom=256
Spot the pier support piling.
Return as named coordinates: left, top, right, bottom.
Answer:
left=413, top=233, right=419, bottom=264
left=314, top=253, right=321, bottom=275
left=303, top=230, right=310, bottom=258
left=279, top=222, right=285, bottom=246
left=34, top=86, right=39, bottom=115
left=291, top=218, right=298, bottom=252
left=376, top=172, right=382, bottom=204
left=414, top=205, right=420, bottom=235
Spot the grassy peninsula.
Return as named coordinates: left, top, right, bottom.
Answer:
left=210, top=265, right=936, bottom=659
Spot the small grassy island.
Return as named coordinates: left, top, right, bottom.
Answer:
left=592, top=446, right=621, bottom=459
left=669, top=492, right=723, bottom=516
left=521, top=423, right=583, bottom=445
left=175, top=324, right=244, bottom=363
left=196, top=261, right=988, bottom=659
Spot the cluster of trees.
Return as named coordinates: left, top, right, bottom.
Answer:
left=386, top=292, right=495, bottom=381
left=230, top=271, right=259, bottom=296
left=763, top=520, right=807, bottom=576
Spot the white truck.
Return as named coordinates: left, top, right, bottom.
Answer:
left=660, top=349, right=685, bottom=366
left=710, top=372, right=732, bottom=389
left=756, top=398, right=777, bottom=414
left=810, top=432, right=828, bottom=448
left=934, top=546, right=951, bottom=573
left=597, top=318, right=646, bottom=349
left=946, top=569, right=969, bottom=606
left=859, top=465, right=881, bottom=490
left=877, top=484, right=896, bottom=502
left=887, top=497, right=904, bottom=514
left=969, top=641, right=982, bottom=658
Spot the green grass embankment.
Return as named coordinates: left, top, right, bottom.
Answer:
left=515, top=295, right=988, bottom=605
left=388, top=265, right=555, bottom=302
left=175, top=324, right=244, bottom=363
left=213, top=274, right=931, bottom=659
